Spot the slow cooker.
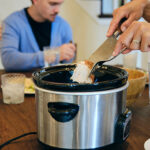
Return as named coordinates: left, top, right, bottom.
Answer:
left=33, top=64, right=132, bottom=150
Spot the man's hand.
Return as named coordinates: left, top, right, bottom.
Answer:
left=113, top=21, right=150, bottom=56
left=59, top=43, right=76, bottom=61
left=107, top=0, right=148, bottom=37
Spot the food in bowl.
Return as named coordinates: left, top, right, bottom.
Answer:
left=71, top=60, right=94, bottom=84
left=24, top=78, right=35, bottom=94
left=123, top=68, right=146, bottom=105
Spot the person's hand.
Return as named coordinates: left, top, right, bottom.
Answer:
left=107, top=0, right=148, bottom=37
left=59, top=43, right=76, bottom=61
left=113, top=21, right=150, bottom=56
left=143, top=3, right=150, bottom=22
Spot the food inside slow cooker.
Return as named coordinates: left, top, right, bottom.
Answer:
left=33, top=64, right=128, bottom=91
left=70, top=60, right=94, bottom=84
left=41, top=66, right=118, bottom=84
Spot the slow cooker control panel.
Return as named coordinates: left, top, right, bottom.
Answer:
left=115, top=109, right=132, bottom=143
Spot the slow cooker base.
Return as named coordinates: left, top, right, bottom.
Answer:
left=38, top=140, right=116, bottom=150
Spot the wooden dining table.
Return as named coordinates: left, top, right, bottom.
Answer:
left=0, top=69, right=150, bottom=150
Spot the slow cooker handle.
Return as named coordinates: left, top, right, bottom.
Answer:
left=47, top=102, right=79, bottom=122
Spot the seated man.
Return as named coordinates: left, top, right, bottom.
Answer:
left=0, top=0, right=76, bottom=71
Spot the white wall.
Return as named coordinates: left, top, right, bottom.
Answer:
left=0, top=0, right=31, bottom=20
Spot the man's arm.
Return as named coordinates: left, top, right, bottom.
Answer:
left=1, top=21, right=44, bottom=71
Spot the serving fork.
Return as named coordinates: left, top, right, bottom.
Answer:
left=89, top=47, right=127, bottom=76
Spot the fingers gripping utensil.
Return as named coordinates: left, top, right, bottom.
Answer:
left=88, top=30, right=120, bottom=64
left=89, top=47, right=127, bottom=76
left=88, top=18, right=127, bottom=76
left=88, top=18, right=126, bottom=64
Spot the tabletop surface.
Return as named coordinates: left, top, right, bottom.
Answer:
left=0, top=70, right=150, bottom=150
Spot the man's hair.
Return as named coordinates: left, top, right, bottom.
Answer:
left=31, top=0, right=33, bottom=4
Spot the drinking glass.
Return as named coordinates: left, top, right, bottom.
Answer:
left=1, top=73, right=25, bottom=104
left=43, top=46, right=50, bottom=67
left=43, top=46, right=59, bottom=67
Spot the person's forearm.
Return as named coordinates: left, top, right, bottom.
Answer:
left=133, top=0, right=150, bottom=22
left=132, top=0, right=149, bottom=7
left=143, top=3, right=150, bottom=22
left=1, top=49, right=44, bottom=71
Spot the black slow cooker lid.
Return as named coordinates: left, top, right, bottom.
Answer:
left=32, top=64, right=128, bottom=92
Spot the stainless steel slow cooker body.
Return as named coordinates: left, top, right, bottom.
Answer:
left=33, top=64, right=132, bottom=149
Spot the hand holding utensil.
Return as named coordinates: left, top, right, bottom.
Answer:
left=89, top=47, right=127, bottom=76
left=88, top=18, right=127, bottom=77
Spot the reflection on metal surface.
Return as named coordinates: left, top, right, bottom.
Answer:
left=36, top=85, right=127, bottom=149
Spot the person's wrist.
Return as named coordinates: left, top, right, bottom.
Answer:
left=133, top=0, right=149, bottom=7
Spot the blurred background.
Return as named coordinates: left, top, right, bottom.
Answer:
left=0, top=0, right=149, bottom=70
